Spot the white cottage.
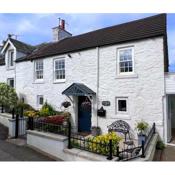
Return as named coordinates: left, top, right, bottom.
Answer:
left=0, top=14, right=174, bottom=144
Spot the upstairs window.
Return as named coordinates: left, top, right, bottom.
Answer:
left=8, top=50, right=14, bottom=68
left=118, top=47, right=134, bottom=74
left=35, top=60, right=43, bottom=80
left=54, top=59, right=65, bottom=81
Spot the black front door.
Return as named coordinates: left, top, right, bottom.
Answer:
left=78, top=96, right=91, bottom=132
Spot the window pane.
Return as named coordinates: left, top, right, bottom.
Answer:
left=8, top=50, right=14, bottom=67
left=54, top=59, right=65, bottom=80
left=118, top=100, right=127, bottom=111
left=7, top=79, right=14, bottom=88
left=119, top=48, right=133, bottom=73
left=35, top=60, right=43, bottom=79
left=39, top=97, right=44, bottom=105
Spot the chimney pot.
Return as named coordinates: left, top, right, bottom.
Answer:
left=8, top=34, right=12, bottom=38
left=60, top=19, right=65, bottom=30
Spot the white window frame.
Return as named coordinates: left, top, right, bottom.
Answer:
left=7, top=78, right=14, bottom=88
left=37, top=95, right=44, bottom=107
left=8, top=49, right=14, bottom=68
left=116, top=97, right=128, bottom=114
left=34, top=60, right=44, bottom=81
left=53, top=58, right=66, bottom=83
left=117, top=47, right=134, bottom=75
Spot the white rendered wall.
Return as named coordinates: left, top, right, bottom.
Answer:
left=98, top=37, right=165, bottom=139
left=14, top=37, right=165, bottom=139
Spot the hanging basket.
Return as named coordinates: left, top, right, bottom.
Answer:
left=62, top=101, right=71, bottom=108
left=81, top=98, right=91, bottom=111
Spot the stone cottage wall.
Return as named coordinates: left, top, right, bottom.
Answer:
left=12, top=36, right=165, bottom=139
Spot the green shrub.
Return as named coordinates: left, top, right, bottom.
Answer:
left=156, top=140, right=165, bottom=150
left=24, top=110, right=39, bottom=118
left=39, top=102, right=57, bottom=117
left=0, top=83, right=18, bottom=109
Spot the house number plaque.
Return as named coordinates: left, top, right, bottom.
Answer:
left=102, top=101, right=110, bottom=106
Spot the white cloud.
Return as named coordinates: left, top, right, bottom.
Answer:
left=15, top=19, right=37, bottom=34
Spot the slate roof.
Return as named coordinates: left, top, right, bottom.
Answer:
left=9, top=38, right=35, bottom=54
left=16, top=13, right=167, bottom=62
left=0, top=46, right=5, bottom=65
left=62, top=83, right=96, bottom=96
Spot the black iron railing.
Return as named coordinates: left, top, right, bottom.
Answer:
left=27, top=118, right=156, bottom=161
left=116, top=122, right=156, bottom=161
left=144, top=123, right=156, bottom=151
left=115, top=146, right=142, bottom=161
left=70, top=132, right=112, bottom=158
left=68, top=122, right=156, bottom=161
left=28, top=117, right=69, bottom=136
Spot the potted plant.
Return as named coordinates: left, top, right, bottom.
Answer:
left=91, top=126, right=101, bottom=136
left=136, top=120, right=149, bottom=145
left=62, top=101, right=71, bottom=108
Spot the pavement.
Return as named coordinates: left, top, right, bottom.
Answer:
left=0, top=123, right=58, bottom=161
left=153, top=145, right=175, bottom=161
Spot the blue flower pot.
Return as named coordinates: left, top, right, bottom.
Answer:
left=138, top=134, right=146, bottom=145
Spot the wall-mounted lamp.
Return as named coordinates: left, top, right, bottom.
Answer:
left=67, top=54, right=72, bottom=58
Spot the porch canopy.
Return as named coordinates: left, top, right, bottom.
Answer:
left=62, top=83, right=96, bottom=96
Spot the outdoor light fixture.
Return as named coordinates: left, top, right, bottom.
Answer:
left=67, top=54, right=72, bottom=58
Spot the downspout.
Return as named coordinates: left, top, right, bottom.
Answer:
left=96, top=47, right=100, bottom=126
left=14, top=49, right=17, bottom=89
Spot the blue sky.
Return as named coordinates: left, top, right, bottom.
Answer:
left=0, top=13, right=174, bottom=71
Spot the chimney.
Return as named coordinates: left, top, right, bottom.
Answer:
left=59, top=19, right=65, bottom=30
left=52, top=19, right=72, bottom=42
left=8, top=34, right=12, bottom=38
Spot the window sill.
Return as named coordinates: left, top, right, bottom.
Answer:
left=115, top=73, right=138, bottom=79
left=53, top=79, right=66, bottom=84
left=6, top=67, right=15, bottom=71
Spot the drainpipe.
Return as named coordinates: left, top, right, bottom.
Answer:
left=96, top=47, right=100, bottom=126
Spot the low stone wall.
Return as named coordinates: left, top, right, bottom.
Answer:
left=0, top=113, right=27, bottom=138
left=0, top=113, right=11, bottom=127
left=27, top=130, right=158, bottom=161
left=27, top=130, right=109, bottom=161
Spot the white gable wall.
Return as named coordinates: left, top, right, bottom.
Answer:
left=15, top=36, right=165, bottom=138
left=0, top=43, right=16, bottom=85
left=0, top=41, right=28, bottom=87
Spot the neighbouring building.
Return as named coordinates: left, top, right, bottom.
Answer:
left=0, top=14, right=175, bottom=144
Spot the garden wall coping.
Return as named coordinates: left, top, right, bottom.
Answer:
left=0, top=113, right=12, bottom=119
left=27, top=130, right=68, bottom=142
